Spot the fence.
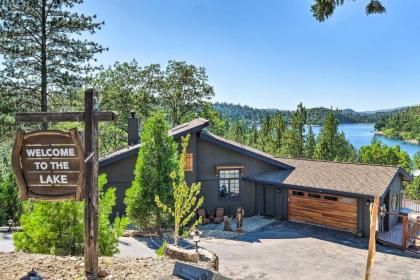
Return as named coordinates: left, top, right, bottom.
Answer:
left=402, top=198, right=420, bottom=213
left=377, top=209, right=420, bottom=251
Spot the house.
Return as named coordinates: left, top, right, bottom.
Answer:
left=99, top=116, right=411, bottom=236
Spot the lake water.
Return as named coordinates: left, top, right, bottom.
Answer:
left=310, top=123, right=420, bottom=158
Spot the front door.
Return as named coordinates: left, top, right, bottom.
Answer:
left=264, top=185, right=275, bottom=216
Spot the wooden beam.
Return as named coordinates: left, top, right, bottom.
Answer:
left=84, top=89, right=99, bottom=277
left=365, top=196, right=380, bottom=280
left=11, top=129, right=28, bottom=200
left=15, top=111, right=117, bottom=123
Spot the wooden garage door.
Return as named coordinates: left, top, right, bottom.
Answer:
left=288, top=189, right=358, bottom=232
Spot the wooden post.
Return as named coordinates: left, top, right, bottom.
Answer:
left=402, top=216, right=408, bottom=251
left=365, top=196, right=379, bottom=280
left=84, top=89, right=99, bottom=277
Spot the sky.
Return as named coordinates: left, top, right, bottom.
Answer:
left=78, top=0, right=420, bottom=111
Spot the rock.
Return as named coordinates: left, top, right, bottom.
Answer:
left=165, top=245, right=199, bottom=263
left=97, top=269, right=108, bottom=278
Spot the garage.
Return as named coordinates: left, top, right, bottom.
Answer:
left=288, top=189, right=358, bottom=232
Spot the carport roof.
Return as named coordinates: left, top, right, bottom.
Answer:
left=245, top=158, right=411, bottom=198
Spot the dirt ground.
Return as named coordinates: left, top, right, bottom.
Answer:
left=0, top=251, right=211, bottom=280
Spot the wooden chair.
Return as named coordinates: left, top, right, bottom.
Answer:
left=213, top=208, right=224, bottom=224
left=198, top=209, right=210, bottom=224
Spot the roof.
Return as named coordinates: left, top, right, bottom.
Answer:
left=245, top=158, right=411, bottom=197
left=168, top=118, right=209, bottom=138
left=99, top=144, right=141, bottom=168
left=100, top=118, right=209, bottom=167
left=200, top=131, right=293, bottom=170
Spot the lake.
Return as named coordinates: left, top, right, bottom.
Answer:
left=311, top=123, right=420, bottom=158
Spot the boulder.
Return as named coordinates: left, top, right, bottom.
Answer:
left=165, top=245, right=199, bottom=263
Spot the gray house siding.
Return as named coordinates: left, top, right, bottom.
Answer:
left=197, top=137, right=280, bottom=217
left=100, top=155, right=137, bottom=219
left=383, top=175, right=403, bottom=229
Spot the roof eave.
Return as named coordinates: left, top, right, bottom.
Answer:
left=199, top=132, right=293, bottom=170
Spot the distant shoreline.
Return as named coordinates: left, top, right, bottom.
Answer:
left=374, top=131, right=420, bottom=145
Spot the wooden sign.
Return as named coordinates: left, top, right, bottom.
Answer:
left=12, top=129, right=84, bottom=201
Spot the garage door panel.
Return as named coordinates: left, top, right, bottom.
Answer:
left=288, top=189, right=358, bottom=232
left=288, top=197, right=358, bottom=212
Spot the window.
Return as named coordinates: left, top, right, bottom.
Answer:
left=184, top=153, right=193, bottom=171
left=308, top=193, right=321, bottom=199
left=324, top=195, right=338, bottom=201
left=392, top=192, right=399, bottom=211
left=291, top=191, right=305, bottom=196
left=219, top=169, right=240, bottom=200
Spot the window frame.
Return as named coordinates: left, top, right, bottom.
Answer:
left=184, top=153, right=193, bottom=172
left=218, top=168, right=241, bottom=200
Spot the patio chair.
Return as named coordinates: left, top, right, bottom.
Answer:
left=198, top=209, right=210, bottom=224
left=213, top=208, right=224, bottom=224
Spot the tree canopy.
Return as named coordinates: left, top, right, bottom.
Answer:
left=311, top=0, right=386, bottom=22
left=0, top=0, right=105, bottom=130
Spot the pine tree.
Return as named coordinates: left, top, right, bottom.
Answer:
left=271, top=112, right=286, bottom=156
left=258, top=115, right=272, bottom=152
left=304, top=125, right=316, bottom=159
left=315, top=111, right=339, bottom=161
left=315, top=111, right=356, bottom=162
left=125, top=113, right=177, bottom=230
left=249, top=122, right=259, bottom=147
left=282, top=103, right=307, bottom=158
left=155, top=135, right=204, bottom=246
left=0, top=0, right=106, bottom=130
left=230, top=121, right=246, bottom=144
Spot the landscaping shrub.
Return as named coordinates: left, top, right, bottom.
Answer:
left=13, top=174, right=128, bottom=256
left=0, top=171, right=23, bottom=226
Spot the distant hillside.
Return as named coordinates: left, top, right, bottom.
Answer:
left=375, top=105, right=420, bottom=142
left=213, top=102, right=401, bottom=126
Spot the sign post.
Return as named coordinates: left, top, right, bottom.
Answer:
left=13, top=89, right=116, bottom=278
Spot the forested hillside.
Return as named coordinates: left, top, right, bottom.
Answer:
left=375, top=105, right=420, bottom=142
left=214, top=102, right=398, bottom=126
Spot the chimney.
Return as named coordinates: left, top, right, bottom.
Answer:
left=128, top=112, right=139, bottom=145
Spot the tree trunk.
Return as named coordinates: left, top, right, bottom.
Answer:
left=40, top=0, right=48, bottom=130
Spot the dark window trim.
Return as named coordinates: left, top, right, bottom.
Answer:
left=308, top=193, right=321, bottom=199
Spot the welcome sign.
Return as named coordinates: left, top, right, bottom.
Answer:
left=12, top=129, right=84, bottom=201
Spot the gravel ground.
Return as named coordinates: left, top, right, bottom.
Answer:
left=200, top=221, right=420, bottom=280
left=0, top=251, right=213, bottom=280
left=199, top=215, right=275, bottom=240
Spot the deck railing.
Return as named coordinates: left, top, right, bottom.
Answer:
left=402, top=198, right=420, bottom=213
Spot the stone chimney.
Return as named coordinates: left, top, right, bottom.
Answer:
left=128, top=112, right=139, bottom=145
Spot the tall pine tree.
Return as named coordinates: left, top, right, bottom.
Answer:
left=271, top=112, right=286, bottom=156
left=282, top=103, right=307, bottom=158
left=125, top=113, right=178, bottom=230
left=0, top=0, right=105, bottom=131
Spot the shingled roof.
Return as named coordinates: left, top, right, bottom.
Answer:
left=168, top=118, right=209, bottom=138
left=249, top=158, right=411, bottom=197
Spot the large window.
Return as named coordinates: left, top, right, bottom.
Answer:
left=219, top=169, right=240, bottom=200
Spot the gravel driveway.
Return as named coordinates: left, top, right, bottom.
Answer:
left=200, top=220, right=420, bottom=280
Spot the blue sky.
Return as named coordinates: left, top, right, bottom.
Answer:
left=79, top=0, right=420, bottom=111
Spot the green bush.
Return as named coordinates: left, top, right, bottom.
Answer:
left=155, top=241, right=168, bottom=257
left=405, top=176, right=420, bottom=200
left=0, top=171, right=23, bottom=226
left=13, top=174, right=128, bottom=256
